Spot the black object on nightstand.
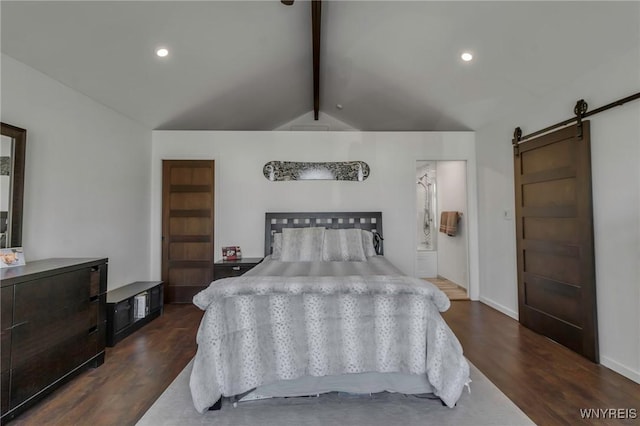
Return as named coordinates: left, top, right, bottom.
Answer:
left=214, top=257, right=263, bottom=280
left=106, top=281, right=163, bottom=347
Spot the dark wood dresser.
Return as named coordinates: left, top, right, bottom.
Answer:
left=213, top=257, right=263, bottom=280
left=0, top=258, right=108, bottom=424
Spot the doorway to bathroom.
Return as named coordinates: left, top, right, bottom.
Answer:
left=416, top=160, right=469, bottom=300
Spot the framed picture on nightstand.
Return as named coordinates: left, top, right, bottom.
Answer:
left=222, top=246, right=242, bottom=261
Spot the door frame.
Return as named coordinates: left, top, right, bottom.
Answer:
left=413, top=158, right=479, bottom=301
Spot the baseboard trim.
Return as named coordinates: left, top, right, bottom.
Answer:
left=600, top=356, right=640, bottom=384
left=479, top=297, right=518, bottom=320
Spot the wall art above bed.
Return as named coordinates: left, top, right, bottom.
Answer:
left=263, top=161, right=369, bottom=181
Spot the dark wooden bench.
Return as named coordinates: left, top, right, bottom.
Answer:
left=106, top=281, right=163, bottom=346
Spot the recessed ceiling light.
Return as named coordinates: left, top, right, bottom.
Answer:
left=461, top=52, right=473, bottom=62
left=156, top=48, right=169, bottom=58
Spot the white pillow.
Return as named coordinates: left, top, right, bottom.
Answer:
left=271, top=233, right=282, bottom=259
left=322, top=228, right=367, bottom=262
left=280, top=227, right=325, bottom=261
left=360, top=229, right=378, bottom=257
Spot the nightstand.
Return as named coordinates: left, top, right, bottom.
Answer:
left=214, top=257, right=263, bottom=280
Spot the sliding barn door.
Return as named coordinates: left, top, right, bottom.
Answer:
left=162, top=160, right=215, bottom=303
left=514, top=122, right=598, bottom=362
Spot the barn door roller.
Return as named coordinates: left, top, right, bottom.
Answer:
left=511, top=91, right=639, bottom=152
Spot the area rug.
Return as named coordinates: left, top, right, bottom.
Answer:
left=137, top=360, right=533, bottom=426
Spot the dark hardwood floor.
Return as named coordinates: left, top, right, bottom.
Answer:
left=6, top=301, right=640, bottom=425
left=442, top=302, right=640, bottom=425
left=8, top=304, right=203, bottom=426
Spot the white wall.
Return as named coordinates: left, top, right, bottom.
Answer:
left=1, top=54, right=152, bottom=290
left=274, top=111, right=358, bottom=131
left=436, top=161, right=468, bottom=288
left=150, top=131, right=480, bottom=300
left=475, top=48, right=640, bottom=383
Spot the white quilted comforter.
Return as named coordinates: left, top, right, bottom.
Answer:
left=190, top=260, right=470, bottom=413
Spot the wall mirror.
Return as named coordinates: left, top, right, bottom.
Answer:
left=1, top=123, right=26, bottom=248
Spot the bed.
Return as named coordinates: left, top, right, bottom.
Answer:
left=189, top=212, right=470, bottom=413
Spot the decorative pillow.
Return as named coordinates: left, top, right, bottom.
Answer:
left=322, top=228, right=367, bottom=262
left=280, top=227, right=325, bottom=262
left=271, top=233, right=282, bottom=259
left=360, top=229, right=378, bottom=257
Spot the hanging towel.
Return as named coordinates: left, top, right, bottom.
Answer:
left=446, top=211, right=459, bottom=236
left=439, top=211, right=460, bottom=236
left=439, top=212, right=448, bottom=234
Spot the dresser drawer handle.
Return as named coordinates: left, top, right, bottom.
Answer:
left=232, top=266, right=241, bottom=271
left=10, top=321, right=29, bottom=330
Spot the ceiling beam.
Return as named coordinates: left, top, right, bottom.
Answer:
left=312, top=0, right=321, bottom=120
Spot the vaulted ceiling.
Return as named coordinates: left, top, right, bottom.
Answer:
left=1, top=1, right=638, bottom=131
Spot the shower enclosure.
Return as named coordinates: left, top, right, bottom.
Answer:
left=416, top=161, right=437, bottom=251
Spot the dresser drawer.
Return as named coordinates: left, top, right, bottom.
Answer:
left=213, top=258, right=263, bottom=281
left=214, top=264, right=254, bottom=280
left=1, top=370, right=9, bottom=414
left=1, top=287, right=13, bottom=374
left=11, top=333, right=90, bottom=408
